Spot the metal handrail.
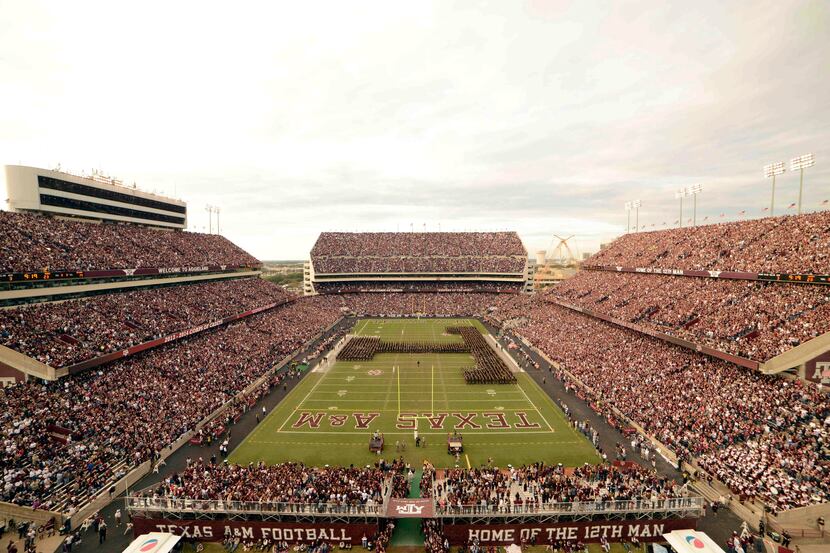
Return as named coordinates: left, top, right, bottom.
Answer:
left=433, top=496, right=705, bottom=517
left=126, top=495, right=705, bottom=519
left=125, top=496, right=384, bottom=517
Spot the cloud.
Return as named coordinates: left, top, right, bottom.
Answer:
left=1, top=0, right=828, bottom=259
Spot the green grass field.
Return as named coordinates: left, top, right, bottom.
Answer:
left=230, top=318, right=599, bottom=468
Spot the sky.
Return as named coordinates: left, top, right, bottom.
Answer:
left=1, top=0, right=829, bottom=260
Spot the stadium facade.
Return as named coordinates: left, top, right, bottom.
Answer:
left=306, top=231, right=529, bottom=295
left=4, top=165, right=187, bottom=229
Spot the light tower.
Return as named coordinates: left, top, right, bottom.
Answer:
left=675, top=189, right=687, bottom=228
left=790, top=153, right=815, bottom=214
left=624, top=200, right=641, bottom=233
left=675, top=185, right=702, bottom=227
left=763, top=161, right=786, bottom=216
left=205, top=205, right=220, bottom=234
left=688, top=184, right=702, bottom=226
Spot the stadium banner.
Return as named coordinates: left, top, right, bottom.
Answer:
left=587, top=264, right=830, bottom=286
left=385, top=498, right=435, bottom=518
left=586, top=265, right=759, bottom=280
left=131, top=518, right=377, bottom=543
left=1, top=264, right=260, bottom=283
left=65, top=300, right=291, bottom=374
left=441, top=518, right=697, bottom=545
left=805, top=351, right=830, bottom=385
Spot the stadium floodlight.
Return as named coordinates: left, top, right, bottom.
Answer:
left=624, top=200, right=642, bottom=233
left=205, top=205, right=213, bottom=234
left=205, top=205, right=220, bottom=234
left=675, top=189, right=688, bottom=228
left=790, top=153, right=816, bottom=214
left=764, top=161, right=786, bottom=216
left=631, top=200, right=641, bottom=233
left=688, top=184, right=702, bottom=227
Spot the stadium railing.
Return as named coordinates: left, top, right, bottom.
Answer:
left=125, top=496, right=385, bottom=517
left=434, top=497, right=705, bottom=518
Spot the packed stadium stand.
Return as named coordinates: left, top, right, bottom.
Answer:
left=584, top=211, right=830, bottom=275
left=0, top=296, right=339, bottom=513
left=488, top=295, right=830, bottom=512
left=0, top=278, right=291, bottom=368
left=308, top=231, right=527, bottom=294
left=1, top=208, right=828, bottom=553
left=548, top=270, right=830, bottom=362
left=0, top=211, right=259, bottom=275
left=431, top=462, right=683, bottom=512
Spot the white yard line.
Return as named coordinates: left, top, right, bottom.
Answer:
left=515, top=375, right=555, bottom=432
left=276, top=373, right=331, bottom=432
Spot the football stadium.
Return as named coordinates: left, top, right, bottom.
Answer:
left=0, top=4, right=828, bottom=553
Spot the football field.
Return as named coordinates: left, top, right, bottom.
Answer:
left=230, top=318, right=599, bottom=468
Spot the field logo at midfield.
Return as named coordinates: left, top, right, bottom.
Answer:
left=367, top=370, right=383, bottom=376
left=292, top=411, right=542, bottom=430
left=291, top=412, right=380, bottom=429
left=292, top=412, right=325, bottom=428
left=328, top=415, right=348, bottom=427
left=352, top=413, right=380, bottom=428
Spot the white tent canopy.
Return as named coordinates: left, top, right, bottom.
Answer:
left=121, top=532, right=181, bottom=553
left=663, top=529, right=726, bottom=553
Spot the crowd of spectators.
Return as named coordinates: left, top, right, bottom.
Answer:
left=549, top=269, right=830, bottom=360
left=432, top=463, right=683, bottom=513
left=585, top=211, right=830, bottom=274
left=314, top=281, right=522, bottom=294
left=145, top=458, right=390, bottom=510
left=422, top=518, right=448, bottom=553
left=486, top=297, right=830, bottom=510
left=0, top=296, right=340, bottom=513
left=0, top=278, right=291, bottom=367
left=311, top=232, right=526, bottom=274
left=0, top=210, right=259, bottom=273
left=331, top=292, right=503, bottom=317
left=697, top=415, right=830, bottom=510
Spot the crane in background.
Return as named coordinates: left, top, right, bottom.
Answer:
left=532, top=235, right=581, bottom=290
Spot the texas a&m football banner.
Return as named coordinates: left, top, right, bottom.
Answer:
left=132, top=517, right=695, bottom=544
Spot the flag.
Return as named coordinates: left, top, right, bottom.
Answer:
left=762, top=207, right=768, bottom=212
left=788, top=202, right=796, bottom=209
left=703, top=216, right=709, bottom=221
left=738, top=210, right=745, bottom=215
left=823, top=199, right=828, bottom=205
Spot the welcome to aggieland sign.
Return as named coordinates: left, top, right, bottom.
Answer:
left=442, top=518, right=697, bottom=546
